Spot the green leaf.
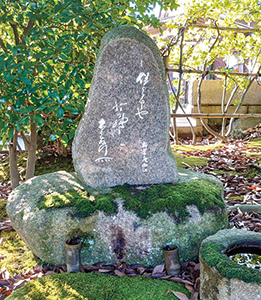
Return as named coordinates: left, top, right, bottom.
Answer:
left=68, top=128, right=75, bottom=139
left=67, top=108, right=78, bottom=114
left=16, top=97, right=25, bottom=107
left=65, top=79, right=73, bottom=90
left=45, top=64, right=53, bottom=74
left=64, top=63, right=70, bottom=73
left=0, top=119, right=6, bottom=130
left=75, top=17, right=82, bottom=24
left=13, top=47, right=18, bottom=56
left=21, top=77, right=32, bottom=85
left=57, top=107, right=64, bottom=118
left=37, top=64, right=45, bottom=73
left=59, top=53, right=68, bottom=60
left=18, top=116, right=30, bottom=126
left=7, top=127, right=14, bottom=139
left=31, top=114, right=43, bottom=126
left=15, top=106, right=35, bottom=113
left=61, top=134, right=68, bottom=144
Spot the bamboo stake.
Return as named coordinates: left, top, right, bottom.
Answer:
left=189, top=23, right=259, bottom=33
left=167, top=22, right=260, bottom=33
left=171, top=113, right=261, bottom=118
left=166, top=68, right=261, bottom=78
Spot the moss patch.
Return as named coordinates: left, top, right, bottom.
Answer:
left=245, top=167, right=261, bottom=179
left=114, top=180, right=224, bottom=220
left=174, top=154, right=208, bottom=168
left=229, top=196, right=244, bottom=201
left=247, top=137, right=261, bottom=149
left=38, top=180, right=223, bottom=221
left=39, top=189, right=117, bottom=217
left=201, top=242, right=261, bottom=284
left=0, top=200, right=8, bottom=219
left=171, top=143, right=223, bottom=152
left=6, top=272, right=190, bottom=300
left=0, top=231, right=37, bottom=276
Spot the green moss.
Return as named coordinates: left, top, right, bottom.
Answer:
left=201, top=242, right=261, bottom=284
left=0, top=200, right=8, bottom=219
left=113, top=180, right=224, bottom=220
left=39, top=189, right=117, bottom=217
left=174, top=154, right=208, bottom=168
left=0, top=231, right=37, bottom=276
left=212, top=170, right=239, bottom=176
left=39, top=180, right=223, bottom=221
left=213, top=168, right=260, bottom=178
left=245, top=152, right=261, bottom=158
left=247, top=137, right=261, bottom=149
left=34, top=153, right=74, bottom=177
left=6, top=272, right=190, bottom=300
left=245, top=167, right=261, bottom=179
left=171, top=143, right=223, bottom=152
left=228, top=196, right=244, bottom=201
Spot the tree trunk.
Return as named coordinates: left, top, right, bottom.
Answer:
left=25, top=122, right=37, bottom=180
left=9, top=129, right=19, bottom=189
left=57, top=138, right=68, bottom=157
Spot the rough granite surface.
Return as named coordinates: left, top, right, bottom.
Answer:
left=7, top=169, right=227, bottom=266
left=72, top=26, right=178, bottom=188
left=200, top=229, right=261, bottom=300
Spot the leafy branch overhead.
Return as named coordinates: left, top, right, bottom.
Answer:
left=0, top=0, right=177, bottom=188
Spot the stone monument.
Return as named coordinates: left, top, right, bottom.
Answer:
left=6, top=26, right=228, bottom=267
left=72, top=26, right=178, bottom=188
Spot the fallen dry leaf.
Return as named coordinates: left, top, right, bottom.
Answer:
left=190, top=291, right=199, bottom=300
left=171, top=290, right=190, bottom=300
left=185, top=283, right=194, bottom=293
left=152, top=264, right=165, bottom=274
left=114, top=270, right=126, bottom=277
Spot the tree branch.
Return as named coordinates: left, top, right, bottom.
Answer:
left=19, top=132, right=30, bottom=150
left=168, top=73, right=196, bottom=144
left=21, top=20, right=34, bottom=44
left=221, top=76, right=227, bottom=136
left=10, top=23, right=20, bottom=45
left=195, top=22, right=227, bottom=142
left=0, top=38, right=8, bottom=53
left=197, top=76, right=227, bottom=142
left=225, top=75, right=257, bottom=137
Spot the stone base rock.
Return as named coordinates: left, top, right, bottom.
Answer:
left=230, top=118, right=261, bottom=138
left=200, top=229, right=261, bottom=300
left=7, top=169, right=227, bottom=266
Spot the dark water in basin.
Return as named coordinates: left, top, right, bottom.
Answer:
left=226, top=243, right=261, bottom=270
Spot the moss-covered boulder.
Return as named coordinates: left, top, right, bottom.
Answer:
left=7, top=169, right=227, bottom=266
left=200, top=229, right=261, bottom=300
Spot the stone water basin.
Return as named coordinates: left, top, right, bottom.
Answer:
left=200, top=228, right=261, bottom=300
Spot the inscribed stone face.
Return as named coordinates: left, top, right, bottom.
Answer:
left=72, top=26, right=178, bottom=188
